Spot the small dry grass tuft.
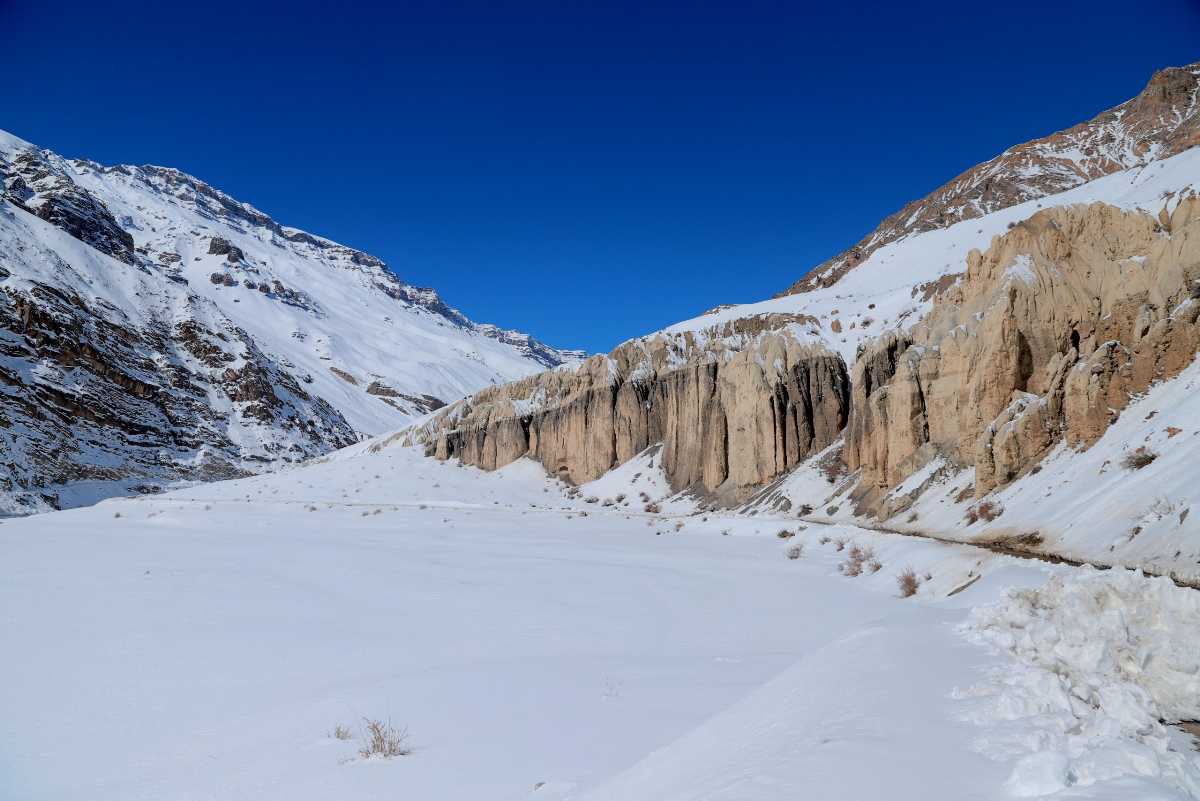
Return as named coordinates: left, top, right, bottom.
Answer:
left=643, top=502, right=661, bottom=514
left=331, top=724, right=353, bottom=741
left=1122, top=447, right=1158, bottom=470
left=776, top=529, right=795, bottom=539
left=797, top=503, right=815, bottom=516
left=358, top=718, right=411, bottom=759
left=897, top=568, right=920, bottom=598
left=786, top=544, right=804, bottom=560
left=839, top=544, right=876, bottom=577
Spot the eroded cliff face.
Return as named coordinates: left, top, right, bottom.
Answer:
left=845, top=196, right=1200, bottom=506
left=405, top=318, right=850, bottom=502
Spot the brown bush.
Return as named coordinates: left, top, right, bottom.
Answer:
left=897, top=569, right=920, bottom=598
left=776, top=529, right=796, bottom=539
left=358, top=718, right=411, bottom=759
left=965, top=500, right=1002, bottom=524
left=1121, top=447, right=1158, bottom=470
left=840, top=544, right=876, bottom=577
left=797, top=503, right=815, bottom=516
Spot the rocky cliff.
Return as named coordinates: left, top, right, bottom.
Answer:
left=845, top=196, right=1200, bottom=511
left=782, top=62, right=1200, bottom=295
left=404, top=316, right=849, bottom=502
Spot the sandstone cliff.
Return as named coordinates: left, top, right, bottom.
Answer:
left=403, top=317, right=850, bottom=502
left=845, top=196, right=1200, bottom=509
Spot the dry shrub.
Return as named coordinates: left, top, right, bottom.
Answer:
left=897, top=568, right=920, bottom=598
left=833, top=538, right=846, bottom=552
left=954, top=484, right=975, bottom=504
left=797, top=503, right=815, bottom=516
left=965, top=500, right=1002, bottom=524
left=358, top=718, right=411, bottom=759
left=840, top=544, right=876, bottom=577
left=1122, top=447, right=1158, bottom=470
left=644, top=502, right=661, bottom=514
left=786, top=544, right=804, bottom=560
left=776, top=529, right=796, bottom=539
left=818, top=535, right=831, bottom=545
left=977, top=501, right=1002, bottom=522
left=331, top=724, right=353, bottom=741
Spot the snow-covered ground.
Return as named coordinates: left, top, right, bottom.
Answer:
left=3, top=442, right=1197, bottom=800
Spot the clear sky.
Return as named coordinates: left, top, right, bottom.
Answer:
left=4, top=1, right=1199, bottom=353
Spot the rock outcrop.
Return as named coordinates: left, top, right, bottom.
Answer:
left=1, top=148, right=137, bottom=264
left=846, top=196, right=1200, bottom=505
left=405, top=319, right=850, bottom=502
left=782, top=62, right=1200, bottom=295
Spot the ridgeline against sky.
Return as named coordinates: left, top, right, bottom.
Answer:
left=5, top=0, right=1199, bottom=352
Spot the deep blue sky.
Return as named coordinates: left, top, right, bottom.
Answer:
left=4, top=1, right=1199, bottom=352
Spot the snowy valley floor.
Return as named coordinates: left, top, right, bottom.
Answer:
left=2, top=447, right=1199, bottom=800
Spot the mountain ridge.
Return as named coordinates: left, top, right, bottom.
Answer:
left=780, top=60, right=1200, bottom=295
left=0, top=128, right=582, bottom=511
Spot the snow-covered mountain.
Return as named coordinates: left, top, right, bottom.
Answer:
left=407, top=61, right=1200, bottom=580
left=0, top=129, right=583, bottom=512
left=782, top=61, right=1200, bottom=294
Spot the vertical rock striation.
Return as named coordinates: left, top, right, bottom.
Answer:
left=405, top=319, right=851, bottom=502
left=845, top=196, right=1200, bottom=504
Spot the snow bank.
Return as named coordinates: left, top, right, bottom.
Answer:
left=957, top=568, right=1200, bottom=797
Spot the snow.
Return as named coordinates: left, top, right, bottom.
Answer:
left=3, top=439, right=1197, bottom=800
left=959, top=568, right=1200, bottom=798
left=650, top=147, right=1200, bottom=366
left=1004, top=254, right=1039, bottom=285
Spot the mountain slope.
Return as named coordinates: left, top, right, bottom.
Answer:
left=405, top=64, right=1200, bottom=579
left=0, top=129, right=582, bottom=511
left=781, top=61, right=1200, bottom=294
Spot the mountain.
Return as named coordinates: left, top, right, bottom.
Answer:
left=0, top=129, right=583, bottom=512
left=781, top=62, right=1200, bottom=294
left=406, top=61, right=1200, bottom=579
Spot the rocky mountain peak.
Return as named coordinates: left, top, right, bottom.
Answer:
left=782, top=60, right=1200, bottom=295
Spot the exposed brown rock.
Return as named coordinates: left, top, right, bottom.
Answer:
left=846, top=197, right=1200, bottom=505
left=404, top=320, right=850, bottom=502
